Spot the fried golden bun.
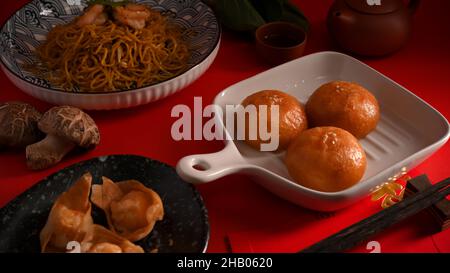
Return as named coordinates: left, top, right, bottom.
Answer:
left=305, top=81, right=380, bottom=138
left=241, top=90, right=308, bottom=151
left=285, top=126, right=367, bottom=192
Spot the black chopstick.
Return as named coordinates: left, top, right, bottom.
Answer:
left=300, top=177, right=450, bottom=253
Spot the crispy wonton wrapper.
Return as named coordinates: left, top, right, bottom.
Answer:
left=40, top=173, right=94, bottom=252
left=91, top=177, right=164, bottom=242
left=81, top=224, right=144, bottom=253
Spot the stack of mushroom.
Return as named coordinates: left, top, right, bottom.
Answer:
left=0, top=102, right=100, bottom=170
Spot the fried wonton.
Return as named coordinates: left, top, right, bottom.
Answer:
left=81, top=224, right=144, bottom=253
left=40, top=173, right=94, bottom=252
left=91, top=177, right=164, bottom=242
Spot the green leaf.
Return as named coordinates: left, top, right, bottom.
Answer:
left=214, top=0, right=265, bottom=32
left=281, top=2, right=309, bottom=32
left=205, top=0, right=309, bottom=33
left=250, top=0, right=283, bottom=22
left=284, top=2, right=307, bottom=19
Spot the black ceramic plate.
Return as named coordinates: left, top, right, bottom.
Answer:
left=0, top=155, right=209, bottom=253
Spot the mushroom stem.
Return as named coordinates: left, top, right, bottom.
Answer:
left=26, top=134, right=76, bottom=170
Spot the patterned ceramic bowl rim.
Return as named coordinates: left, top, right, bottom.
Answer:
left=0, top=0, right=221, bottom=94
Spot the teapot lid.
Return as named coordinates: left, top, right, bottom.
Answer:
left=344, top=0, right=402, bottom=14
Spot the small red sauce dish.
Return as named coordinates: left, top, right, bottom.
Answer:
left=255, top=21, right=307, bottom=65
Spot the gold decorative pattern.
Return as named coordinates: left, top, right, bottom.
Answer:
left=371, top=167, right=411, bottom=209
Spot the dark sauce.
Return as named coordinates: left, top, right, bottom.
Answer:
left=263, top=34, right=302, bottom=48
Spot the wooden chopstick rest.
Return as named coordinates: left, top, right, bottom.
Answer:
left=404, top=174, right=450, bottom=231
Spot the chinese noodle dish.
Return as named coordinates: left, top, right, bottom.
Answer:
left=29, top=1, right=190, bottom=92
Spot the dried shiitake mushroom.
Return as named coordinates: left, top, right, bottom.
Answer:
left=26, top=106, right=100, bottom=170
left=0, top=101, right=43, bottom=149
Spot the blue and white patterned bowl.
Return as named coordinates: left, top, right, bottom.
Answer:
left=0, top=0, right=221, bottom=110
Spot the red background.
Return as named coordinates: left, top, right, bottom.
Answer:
left=1, top=0, right=450, bottom=252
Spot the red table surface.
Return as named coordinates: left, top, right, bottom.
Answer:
left=1, top=0, right=450, bottom=253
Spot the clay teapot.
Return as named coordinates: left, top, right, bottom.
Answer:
left=327, top=0, right=419, bottom=56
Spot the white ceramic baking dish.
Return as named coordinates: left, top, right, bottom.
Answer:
left=176, top=51, right=450, bottom=211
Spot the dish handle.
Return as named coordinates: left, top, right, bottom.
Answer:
left=176, top=143, right=245, bottom=184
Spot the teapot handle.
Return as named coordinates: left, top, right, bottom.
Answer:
left=408, top=0, right=420, bottom=15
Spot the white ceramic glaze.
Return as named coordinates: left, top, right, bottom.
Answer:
left=177, top=51, right=450, bottom=211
